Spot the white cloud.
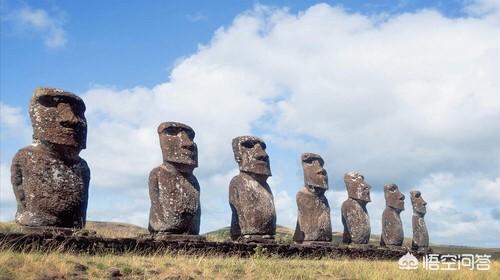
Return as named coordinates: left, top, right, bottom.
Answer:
left=465, top=0, right=500, bottom=18
left=274, top=190, right=296, bottom=228
left=471, top=177, right=500, bottom=206
left=0, top=103, right=31, bottom=221
left=0, top=102, right=30, bottom=139
left=0, top=164, right=15, bottom=203
left=76, top=3, right=500, bottom=243
left=5, top=5, right=67, bottom=48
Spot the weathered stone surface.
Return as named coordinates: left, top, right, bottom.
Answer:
left=148, top=122, right=200, bottom=235
left=229, top=136, right=276, bottom=242
left=11, top=87, right=90, bottom=229
left=411, top=190, right=429, bottom=251
left=151, top=232, right=206, bottom=242
left=293, top=153, right=332, bottom=243
left=341, top=171, right=371, bottom=244
left=381, top=184, right=405, bottom=247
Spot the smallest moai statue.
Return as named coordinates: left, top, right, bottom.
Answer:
left=411, top=191, right=430, bottom=252
left=148, top=122, right=203, bottom=241
left=341, top=171, right=372, bottom=245
left=381, top=184, right=405, bottom=248
left=293, top=153, right=332, bottom=244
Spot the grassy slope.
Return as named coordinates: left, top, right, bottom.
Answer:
left=1, top=221, right=499, bottom=279
left=1, top=251, right=499, bottom=280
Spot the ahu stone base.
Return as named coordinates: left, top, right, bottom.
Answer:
left=0, top=232, right=430, bottom=260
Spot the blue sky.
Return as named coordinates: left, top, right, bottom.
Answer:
left=1, top=0, right=500, bottom=247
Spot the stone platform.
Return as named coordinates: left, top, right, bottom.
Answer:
left=0, top=232, right=428, bottom=260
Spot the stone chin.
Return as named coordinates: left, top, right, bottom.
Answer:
left=389, top=202, right=405, bottom=211
left=414, top=206, right=426, bottom=215
left=166, top=158, right=198, bottom=172
left=358, top=195, right=371, bottom=203
left=240, top=165, right=272, bottom=177
left=304, top=175, right=328, bottom=190
left=35, top=130, right=87, bottom=150
left=305, top=184, right=328, bottom=195
left=349, top=190, right=371, bottom=203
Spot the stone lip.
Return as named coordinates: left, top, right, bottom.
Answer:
left=0, top=232, right=429, bottom=260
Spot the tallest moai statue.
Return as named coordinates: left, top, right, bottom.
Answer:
left=11, top=88, right=90, bottom=229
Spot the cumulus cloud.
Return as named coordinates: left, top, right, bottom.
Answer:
left=79, top=3, right=500, bottom=245
left=1, top=2, right=499, bottom=246
left=3, top=5, right=67, bottom=48
left=0, top=102, right=30, bottom=140
left=465, top=0, right=500, bottom=17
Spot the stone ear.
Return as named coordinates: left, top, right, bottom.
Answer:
left=235, top=155, right=241, bottom=163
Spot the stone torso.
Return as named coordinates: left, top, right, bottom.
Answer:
left=341, top=198, right=370, bottom=244
left=412, top=215, right=429, bottom=248
left=148, top=164, right=200, bottom=234
left=229, top=173, right=276, bottom=238
left=381, top=207, right=404, bottom=246
left=293, top=188, right=332, bottom=242
left=11, top=145, right=90, bottom=228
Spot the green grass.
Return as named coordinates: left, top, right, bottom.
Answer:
left=0, top=251, right=498, bottom=280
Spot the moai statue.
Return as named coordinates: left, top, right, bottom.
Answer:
left=293, top=153, right=332, bottom=244
left=148, top=122, right=202, bottom=240
left=341, top=171, right=371, bottom=245
left=381, top=184, right=405, bottom=248
left=229, top=136, right=276, bottom=243
left=11, top=88, right=90, bottom=231
left=410, top=191, right=429, bottom=251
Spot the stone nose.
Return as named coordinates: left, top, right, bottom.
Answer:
left=179, top=131, right=194, bottom=147
left=58, top=103, right=80, bottom=126
left=254, top=145, right=268, bottom=161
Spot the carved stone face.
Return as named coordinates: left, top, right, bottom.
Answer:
left=302, top=153, right=328, bottom=195
left=232, top=136, right=271, bottom=176
left=410, top=191, right=427, bottom=216
left=29, top=88, right=87, bottom=149
left=158, top=122, right=198, bottom=171
left=384, top=184, right=405, bottom=210
left=344, top=171, right=371, bottom=202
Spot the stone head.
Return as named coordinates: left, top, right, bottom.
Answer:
left=301, top=153, right=328, bottom=195
left=232, top=136, right=271, bottom=177
left=29, top=87, right=87, bottom=150
left=344, top=171, right=371, bottom=203
left=157, top=122, right=198, bottom=172
left=384, top=183, right=405, bottom=211
left=410, top=190, right=427, bottom=216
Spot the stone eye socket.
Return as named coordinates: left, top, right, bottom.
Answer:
left=38, top=96, right=61, bottom=107
left=163, top=127, right=181, bottom=136
left=37, top=96, right=85, bottom=113
left=163, top=127, right=194, bottom=139
left=241, top=141, right=255, bottom=149
left=304, top=158, right=322, bottom=165
left=303, top=158, right=314, bottom=164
